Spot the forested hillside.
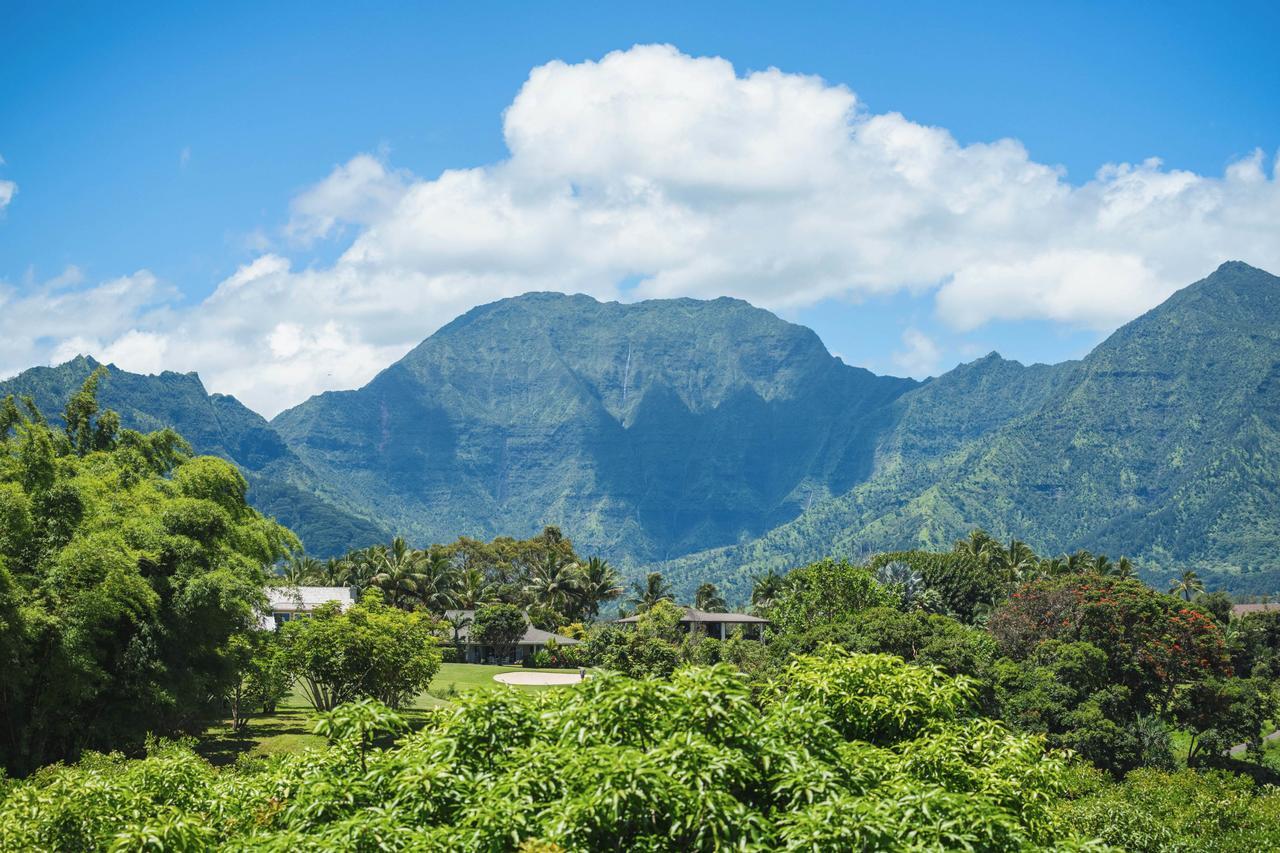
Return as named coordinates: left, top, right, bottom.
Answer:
left=271, top=293, right=916, bottom=566
left=667, top=262, right=1280, bottom=600
left=6, top=262, right=1280, bottom=600
left=0, top=357, right=387, bottom=555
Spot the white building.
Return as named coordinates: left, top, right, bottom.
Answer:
left=259, top=586, right=356, bottom=630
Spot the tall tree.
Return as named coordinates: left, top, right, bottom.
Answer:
left=577, top=556, right=623, bottom=618
left=524, top=553, right=583, bottom=617
left=694, top=582, right=727, bottom=612
left=627, top=572, right=674, bottom=613
left=370, top=537, right=425, bottom=609
left=750, top=569, right=785, bottom=613
left=279, top=554, right=322, bottom=585
left=454, top=567, right=493, bottom=609
left=0, top=376, right=295, bottom=774
left=1169, top=570, right=1206, bottom=602
left=415, top=548, right=460, bottom=613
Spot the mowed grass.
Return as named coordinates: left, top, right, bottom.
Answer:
left=424, top=662, right=579, bottom=703
left=194, top=663, right=578, bottom=765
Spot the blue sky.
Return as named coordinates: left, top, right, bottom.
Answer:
left=1, top=1, right=1277, bottom=414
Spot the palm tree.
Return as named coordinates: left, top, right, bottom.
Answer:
left=628, top=572, right=674, bottom=613
left=1092, top=555, right=1113, bottom=575
left=1004, top=539, right=1039, bottom=582
left=694, top=582, right=727, bottom=613
left=1040, top=556, right=1069, bottom=577
left=1114, top=557, right=1136, bottom=580
left=578, top=557, right=623, bottom=619
left=525, top=553, right=584, bottom=615
left=1065, top=550, right=1096, bottom=574
left=1168, top=570, right=1205, bottom=602
left=370, top=537, right=425, bottom=609
left=279, top=554, right=322, bottom=585
left=340, top=550, right=380, bottom=596
left=416, top=548, right=461, bottom=614
left=955, top=529, right=1000, bottom=563
left=441, top=611, right=473, bottom=647
left=455, top=567, right=494, bottom=609
left=750, top=569, right=785, bottom=613
left=318, top=557, right=348, bottom=585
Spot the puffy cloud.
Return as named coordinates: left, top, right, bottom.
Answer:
left=892, top=328, right=943, bottom=377
left=286, top=154, right=411, bottom=244
left=0, top=153, right=15, bottom=211
left=3, top=45, right=1278, bottom=416
left=0, top=270, right=174, bottom=379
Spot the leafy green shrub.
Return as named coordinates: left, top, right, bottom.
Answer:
left=1056, top=767, right=1280, bottom=851
left=767, top=558, right=899, bottom=634
left=0, top=649, right=1088, bottom=850
left=280, top=591, right=442, bottom=710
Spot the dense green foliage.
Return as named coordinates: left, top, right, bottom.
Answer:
left=279, top=592, right=442, bottom=711
left=469, top=604, right=528, bottom=659
left=0, top=651, right=1092, bottom=851
left=0, top=356, right=386, bottom=556
left=0, top=373, right=295, bottom=774
left=747, top=540, right=1279, bottom=779
left=1056, top=766, right=1280, bottom=851
left=281, top=527, right=623, bottom=629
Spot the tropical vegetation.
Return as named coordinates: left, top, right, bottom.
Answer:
left=4, top=371, right=1280, bottom=850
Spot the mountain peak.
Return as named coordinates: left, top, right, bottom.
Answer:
left=1214, top=260, right=1262, bottom=274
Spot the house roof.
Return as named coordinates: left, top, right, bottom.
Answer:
left=616, top=607, right=769, bottom=625
left=443, top=609, right=580, bottom=645
left=264, top=585, right=356, bottom=611
left=259, top=586, right=356, bottom=630
left=1232, top=603, right=1280, bottom=617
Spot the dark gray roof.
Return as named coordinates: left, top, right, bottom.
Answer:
left=443, top=609, right=580, bottom=645
left=616, top=607, right=768, bottom=625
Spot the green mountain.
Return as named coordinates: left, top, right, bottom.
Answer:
left=664, top=262, right=1280, bottom=599
left=0, top=356, right=388, bottom=555
left=270, top=293, right=917, bottom=564
left=6, top=262, right=1279, bottom=600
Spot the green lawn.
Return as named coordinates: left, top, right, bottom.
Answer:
left=194, top=663, right=578, bottom=765
left=423, top=662, right=579, bottom=704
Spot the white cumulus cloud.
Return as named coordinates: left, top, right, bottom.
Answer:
left=3, top=44, right=1278, bottom=416
left=892, top=328, right=943, bottom=377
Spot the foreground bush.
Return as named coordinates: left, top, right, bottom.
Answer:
left=0, top=648, right=1093, bottom=851
left=1054, top=765, right=1280, bottom=852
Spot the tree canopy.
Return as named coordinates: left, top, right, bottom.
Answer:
left=0, top=372, right=296, bottom=774
left=0, top=650, right=1091, bottom=851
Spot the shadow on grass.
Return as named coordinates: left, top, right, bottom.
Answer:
left=1195, top=753, right=1280, bottom=786
left=194, top=704, right=442, bottom=766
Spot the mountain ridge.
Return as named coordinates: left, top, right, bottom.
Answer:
left=661, top=261, right=1280, bottom=599
left=5, top=262, right=1278, bottom=600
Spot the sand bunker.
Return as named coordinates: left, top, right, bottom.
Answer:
left=493, top=671, right=583, bottom=686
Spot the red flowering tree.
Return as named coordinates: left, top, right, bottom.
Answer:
left=988, top=575, right=1229, bottom=710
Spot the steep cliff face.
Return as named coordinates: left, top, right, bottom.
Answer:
left=664, top=262, right=1280, bottom=599
left=271, top=293, right=918, bottom=563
